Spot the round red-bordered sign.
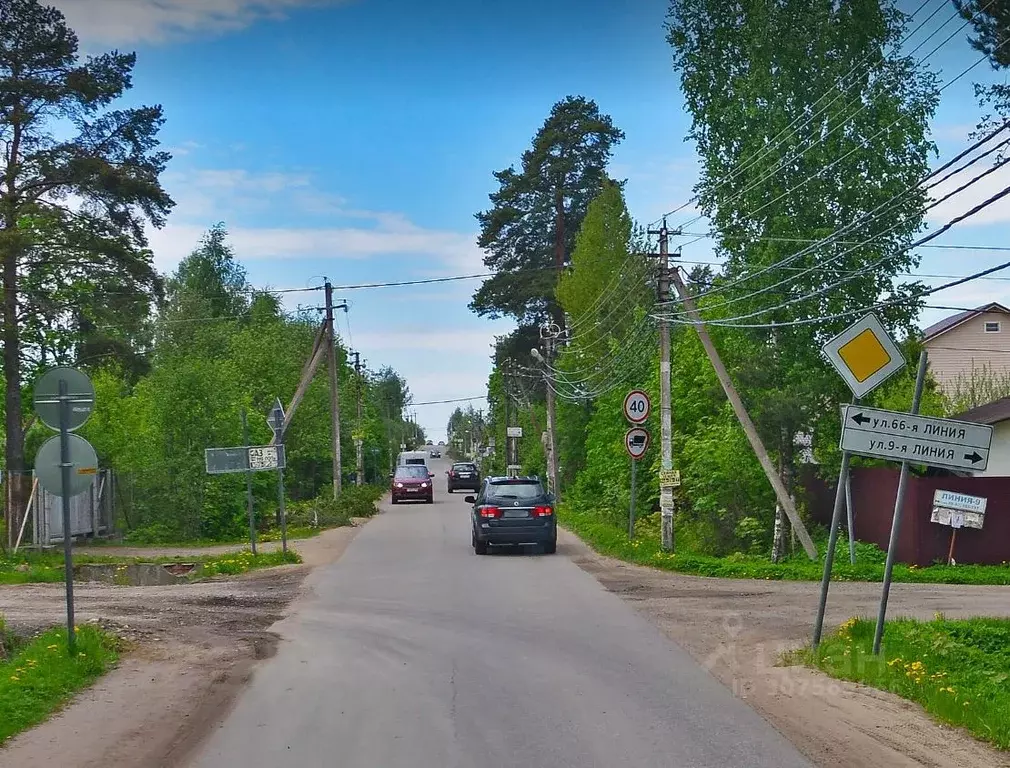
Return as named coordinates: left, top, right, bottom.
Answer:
left=625, top=427, right=650, bottom=460
left=623, top=390, right=651, bottom=425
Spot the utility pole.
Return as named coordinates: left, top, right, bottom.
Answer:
left=668, top=267, right=818, bottom=560
left=324, top=280, right=344, bottom=499
left=648, top=219, right=676, bottom=552
left=354, top=351, right=364, bottom=487
left=543, top=333, right=559, bottom=498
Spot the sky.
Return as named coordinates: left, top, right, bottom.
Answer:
left=52, top=0, right=1010, bottom=442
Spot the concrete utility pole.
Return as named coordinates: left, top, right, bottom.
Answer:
left=668, top=267, right=818, bottom=560
left=648, top=219, right=676, bottom=552
left=543, top=335, right=560, bottom=498
left=324, top=280, right=343, bottom=498
left=354, top=351, right=364, bottom=487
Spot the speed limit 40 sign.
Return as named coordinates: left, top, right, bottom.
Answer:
left=623, top=390, right=651, bottom=425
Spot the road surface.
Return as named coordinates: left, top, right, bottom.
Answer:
left=188, top=458, right=811, bottom=767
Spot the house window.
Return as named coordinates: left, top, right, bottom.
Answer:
left=984, top=321, right=1001, bottom=333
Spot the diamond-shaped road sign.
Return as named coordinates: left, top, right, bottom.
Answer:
left=822, top=314, right=905, bottom=399
left=267, top=398, right=285, bottom=434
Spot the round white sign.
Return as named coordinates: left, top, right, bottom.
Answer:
left=625, top=427, right=650, bottom=460
left=623, top=390, right=651, bottom=425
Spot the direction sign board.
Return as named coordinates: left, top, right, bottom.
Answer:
left=205, top=445, right=287, bottom=475
left=625, top=427, right=650, bottom=460
left=623, top=390, right=651, bottom=425
left=822, top=314, right=905, bottom=399
left=507, top=426, right=523, bottom=438
left=35, top=434, right=99, bottom=497
left=839, top=405, right=993, bottom=472
left=33, top=367, right=95, bottom=432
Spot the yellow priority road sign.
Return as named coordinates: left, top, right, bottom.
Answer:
left=822, top=313, right=905, bottom=398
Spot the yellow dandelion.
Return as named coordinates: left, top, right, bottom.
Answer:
left=9, top=676, right=18, bottom=682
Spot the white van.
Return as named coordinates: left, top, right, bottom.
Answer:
left=397, top=451, right=430, bottom=471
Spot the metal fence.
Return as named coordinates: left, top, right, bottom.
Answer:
left=4, top=469, right=115, bottom=550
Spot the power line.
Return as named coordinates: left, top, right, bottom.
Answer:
left=410, top=396, right=487, bottom=406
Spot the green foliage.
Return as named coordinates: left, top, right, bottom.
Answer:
left=198, top=549, right=301, bottom=578
left=560, top=503, right=1010, bottom=585
left=73, top=226, right=411, bottom=544
left=0, top=622, right=119, bottom=744
left=804, top=617, right=1010, bottom=750
left=0, top=0, right=174, bottom=475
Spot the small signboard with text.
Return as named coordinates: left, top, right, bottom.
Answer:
left=930, top=489, right=986, bottom=530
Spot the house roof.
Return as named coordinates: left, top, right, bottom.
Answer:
left=922, top=302, right=1010, bottom=341
left=954, top=396, right=1010, bottom=425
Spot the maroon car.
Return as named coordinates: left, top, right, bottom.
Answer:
left=390, top=464, right=434, bottom=504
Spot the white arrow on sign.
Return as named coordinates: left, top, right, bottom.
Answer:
left=625, top=427, right=650, bottom=460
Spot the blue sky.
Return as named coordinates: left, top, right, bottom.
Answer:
left=56, top=0, right=1010, bottom=441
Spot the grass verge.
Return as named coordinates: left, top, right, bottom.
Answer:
left=0, top=621, right=120, bottom=745
left=0, top=548, right=302, bottom=585
left=559, top=506, right=1010, bottom=585
left=797, top=616, right=1010, bottom=751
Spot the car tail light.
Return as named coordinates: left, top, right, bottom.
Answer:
left=479, top=506, right=501, bottom=518
left=533, top=506, right=554, bottom=517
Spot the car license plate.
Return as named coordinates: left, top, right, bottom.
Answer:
left=503, top=509, right=528, bottom=518
left=459, top=473, right=471, bottom=478
left=405, top=487, right=418, bottom=493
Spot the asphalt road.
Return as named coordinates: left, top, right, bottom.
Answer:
left=188, top=457, right=811, bottom=768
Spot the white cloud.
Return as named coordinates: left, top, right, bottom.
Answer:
left=149, top=166, right=485, bottom=274
left=350, top=330, right=498, bottom=353
left=927, top=154, right=1010, bottom=227
left=53, top=0, right=347, bottom=45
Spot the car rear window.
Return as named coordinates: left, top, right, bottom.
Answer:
left=453, top=464, right=476, bottom=471
left=395, top=466, right=429, bottom=479
left=486, top=481, right=544, bottom=502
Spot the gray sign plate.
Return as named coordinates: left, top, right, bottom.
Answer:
left=205, top=445, right=286, bottom=475
left=840, top=405, right=993, bottom=472
left=35, top=434, right=99, bottom=497
left=33, top=367, right=95, bottom=432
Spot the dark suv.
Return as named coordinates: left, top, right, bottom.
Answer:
left=446, top=462, right=480, bottom=493
left=467, top=477, right=556, bottom=555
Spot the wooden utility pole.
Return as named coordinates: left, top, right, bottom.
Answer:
left=270, top=321, right=327, bottom=446
left=324, top=280, right=342, bottom=498
left=354, top=351, right=364, bottom=486
left=668, top=267, right=818, bottom=560
left=648, top=219, right=676, bottom=551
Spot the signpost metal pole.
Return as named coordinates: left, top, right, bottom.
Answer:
left=241, top=409, right=257, bottom=556
left=628, top=455, right=638, bottom=539
left=812, top=448, right=852, bottom=647
left=872, top=350, right=928, bottom=655
left=58, top=379, right=76, bottom=655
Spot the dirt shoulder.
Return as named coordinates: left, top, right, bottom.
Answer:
left=0, top=522, right=364, bottom=768
left=560, top=530, right=1010, bottom=768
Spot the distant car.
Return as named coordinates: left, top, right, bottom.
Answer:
left=429, top=449, right=441, bottom=458
left=438, top=440, right=445, bottom=446
left=446, top=462, right=480, bottom=493
left=390, top=464, right=434, bottom=504
left=467, top=476, right=556, bottom=555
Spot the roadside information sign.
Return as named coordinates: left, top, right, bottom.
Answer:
left=659, top=469, right=681, bottom=488
left=822, top=314, right=905, bottom=398
left=623, top=390, right=651, bottom=425
left=205, top=445, right=287, bottom=475
left=625, top=427, right=650, bottom=460
left=507, top=426, right=523, bottom=438
left=930, top=489, right=986, bottom=530
left=839, top=405, right=993, bottom=472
